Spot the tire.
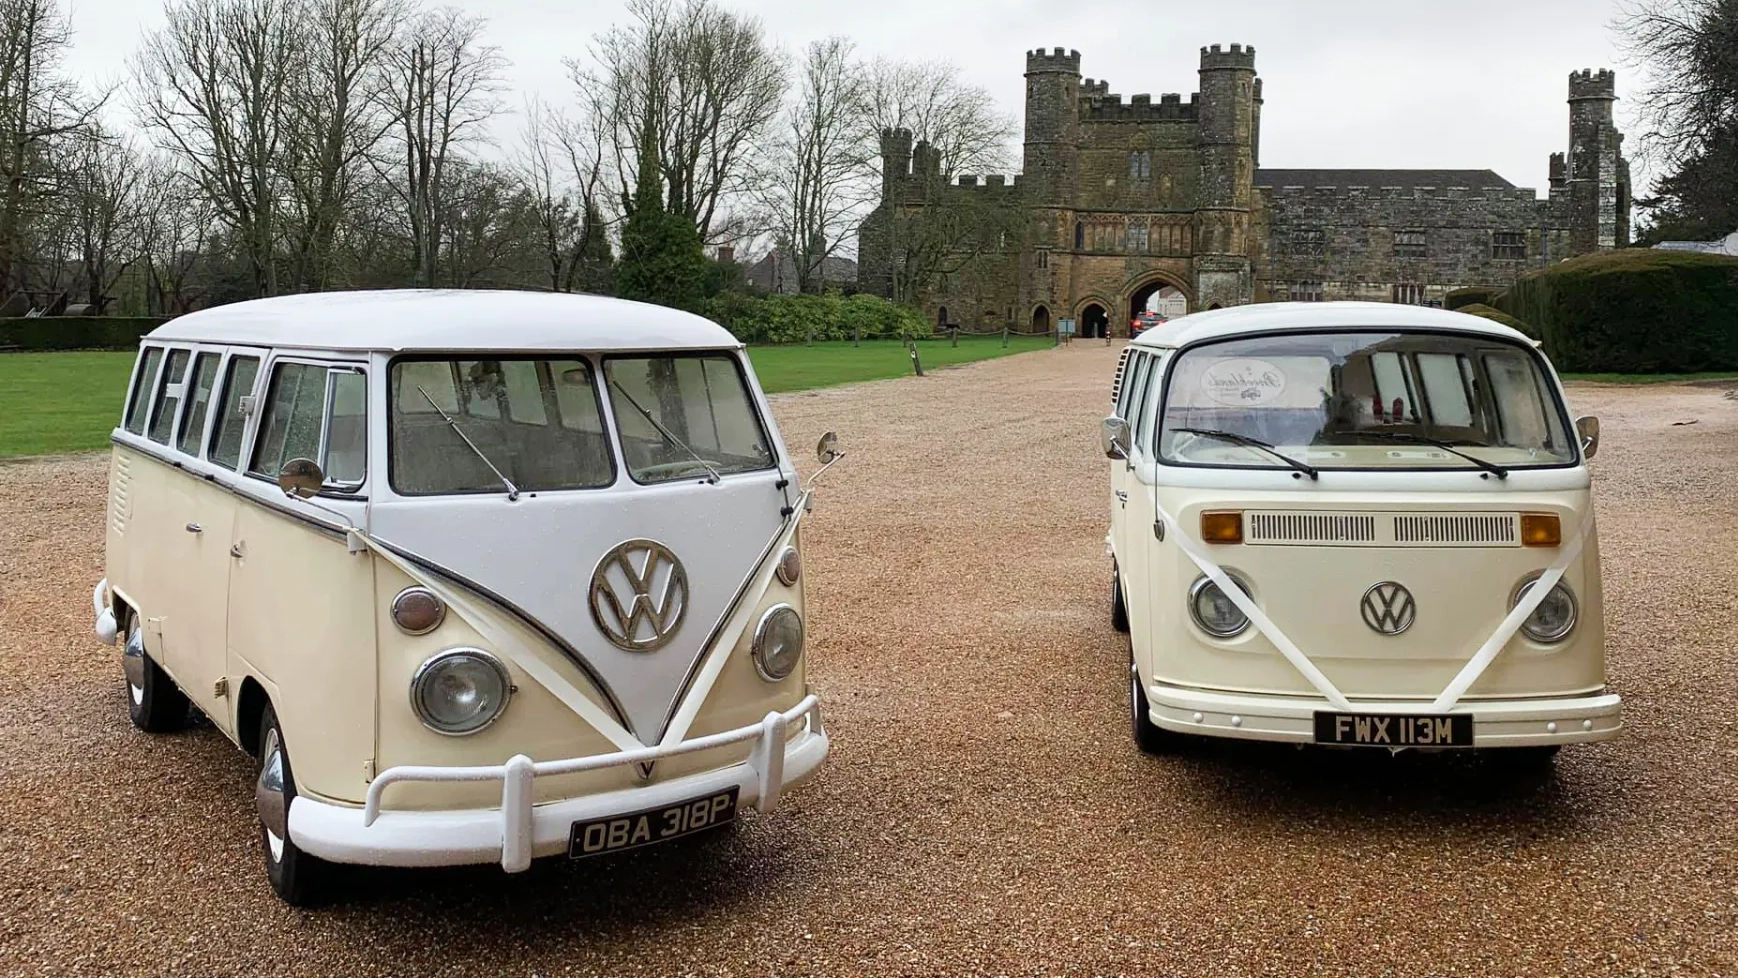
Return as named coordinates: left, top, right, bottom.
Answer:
left=256, top=704, right=330, bottom=906
left=123, top=612, right=188, bottom=733
left=1111, top=562, right=1130, bottom=634
left=1130, top=653, right=1184, bottom=755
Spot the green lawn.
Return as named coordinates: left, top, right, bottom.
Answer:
left=0, top=352, right=137, bottom=458
left=1560, top=371, right=1738, bottom=385
left=0, top=336, right=1051, bottom=459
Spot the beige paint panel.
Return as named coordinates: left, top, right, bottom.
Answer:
left=1143, top=487, right=1606, bottom=699
left=227, top=501, right=377, bottom=803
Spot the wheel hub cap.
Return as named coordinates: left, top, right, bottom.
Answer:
left=256, top=730, right=289, bottom=855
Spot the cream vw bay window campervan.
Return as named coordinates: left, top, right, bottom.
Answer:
left=91, top=291, right=840, bottom=904
left=1105, top=302, right=1617, bottom=763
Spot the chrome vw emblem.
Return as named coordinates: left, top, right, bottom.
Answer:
left=590, top=540, right=688, bottom=652
left=1360, top=582, right=1416, bottom=636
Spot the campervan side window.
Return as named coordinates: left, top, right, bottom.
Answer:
left=250, top=361, right=368, bottom=489
left=176, top=352, right=222, bottom=457
left=124, top=347, right=163, bottom=436
left=146, top=349, right=191, bottom=444
left=209, top=356, right=261, bottom=471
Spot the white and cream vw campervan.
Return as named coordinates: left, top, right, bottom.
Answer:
left=1104, top=302, right=1617, bottom=764
left=90, top=290, right=838, bottom=904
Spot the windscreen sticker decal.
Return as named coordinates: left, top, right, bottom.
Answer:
left=1199, top=358, right=1287, bottom=406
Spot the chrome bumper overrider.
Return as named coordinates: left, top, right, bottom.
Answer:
left=288, top=696, right=826, bottom=871
left=1145, top=683, right=1621, bottom=747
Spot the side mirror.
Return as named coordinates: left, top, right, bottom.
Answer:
left=816, top=431, right=840, bottom=464
left=1101, top=416, right=1132, bottom=459
left=1576, top=416, right=1600, bottom=460
left=278, top=458, right=325, bottom=499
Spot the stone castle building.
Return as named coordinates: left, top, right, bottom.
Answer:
left=856, top=45, right=1631, bottom=337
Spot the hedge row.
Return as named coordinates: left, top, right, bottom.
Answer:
left=703, top=291, right=931, bottom=344
left=1443, top=287, right=1502, bottom=311
left=1453, top=303, right=1537, bottom=338
left=1490, top=249, right=1738, bottom=373
left=0, top=317, right=166, bottom=351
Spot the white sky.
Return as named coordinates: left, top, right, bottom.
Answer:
left=64, top=0, right=1646, bottom=195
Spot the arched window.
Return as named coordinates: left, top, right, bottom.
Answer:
left=1140, top=152, right=1152, bottom=180
left=1128, top=153, right=1141, bottom=179
left=1074, top=222, right=1084, bottom=250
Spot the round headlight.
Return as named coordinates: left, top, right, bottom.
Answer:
left=776, top=547, right=801, bottom=586
left=1188, top=574, right=1252, bottom=638
left=751, top=604, right=803, bottom=681
left=410, top=649, right=512, bottom=735
left=1513, top=576, right=1577, bottom=643
left=392, top=586, right=446, bottom=635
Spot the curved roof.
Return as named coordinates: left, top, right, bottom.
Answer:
left=1132, top=301, right=1537, bottom=350
left=146, top=290, right=742, bottom=352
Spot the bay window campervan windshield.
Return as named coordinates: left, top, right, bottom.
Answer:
left=389, top=353, right=774, bottom=495
left=1157, top=331, right=1576, bottom=472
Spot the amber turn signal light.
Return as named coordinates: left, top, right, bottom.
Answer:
left=1200, top=511, right=1244, bottom=544
left=1520, top=513, right=1562, bottom=547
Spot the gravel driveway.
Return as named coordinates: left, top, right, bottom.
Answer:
left=2, top=344, right=1735, bottom=976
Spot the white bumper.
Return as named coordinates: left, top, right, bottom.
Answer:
left=1145, top=683, right=1621, bottom=748
left=289, top=696, right=828, bottom=870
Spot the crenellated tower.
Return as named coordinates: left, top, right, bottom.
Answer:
left=1023, top=47, right=1081, bottom=210
left=879, top=127, right=912, bottom=202
left=1194, top=43, right=1259, bottom=307
left=1565, top=69, right=1629, bottom=252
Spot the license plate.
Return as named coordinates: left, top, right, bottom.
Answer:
left=568, top=786, right=739, bottom=859
left=1313, top=712, right=1473, bottom=747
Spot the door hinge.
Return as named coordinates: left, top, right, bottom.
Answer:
left=213, top=678, right=229, bottom=698
left=362, top=757, right=376, bottom=782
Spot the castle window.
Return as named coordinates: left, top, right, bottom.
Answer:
left=1075, top=222, right=1084, bottom=250
left=1127, top=221, right=1150, bottom=253
left=1288, top=282, right=1323, bottom=302
left=1127, top=151, right=1152, bottom=182
left=1394, top=229, right=1427, bottom=258
left=1391, top=283, right=1428, bottom=305
left=1492, top=231, right=1527, bottom=260
left=1140, top=153, right=1151, bottom=180
left=1290, top=228, right=1325, bottom=256
left=1036, top=249, right=1050, bottom=269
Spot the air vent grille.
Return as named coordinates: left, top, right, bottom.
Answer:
left=1242, top=511, right=1524, bottom=547
left=110, top=454, right=131, bottom=535
left=1394, top=514, right=1517, bottom=545
left=1248, top=512, right=1376, bottom=544
left=1110, top=348, right=1131, bottom=405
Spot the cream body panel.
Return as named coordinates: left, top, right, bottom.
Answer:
left=152, top=457, right=240, bottom=729
left=227, top=497, right=377, bottom=803
left=1136, top=483, right=1605, bottom=700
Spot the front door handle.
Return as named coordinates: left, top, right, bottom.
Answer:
left=185, top=522, right=202, bottom=534
left=1114, top=490, right=1129, bottom=506
left=229, top=541, right=245, bottom=559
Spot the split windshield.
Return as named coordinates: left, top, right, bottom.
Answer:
left=1157, top=331, right=1575, bottom=471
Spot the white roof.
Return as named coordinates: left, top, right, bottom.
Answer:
left=1131, top=301, right=1536, bottom=350
left=146, top=290, right=742, bottom=353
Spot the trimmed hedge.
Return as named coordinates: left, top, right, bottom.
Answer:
left=1490, top=249, right=1738, bottom=373
left=703, top=292, right=931, bottom=345
left=1444, top=287, right=1502, bottom=311
left=1454, top=303, right=1536, bottom=338
left=0, top=317, right=166, bottom=351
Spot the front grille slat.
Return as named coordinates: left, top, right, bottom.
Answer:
left=1244, top=511, right=1521, bottom=548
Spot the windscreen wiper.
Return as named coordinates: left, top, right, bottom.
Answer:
left=1171, top=427, right=1319, bottom=480
left=608, top=379, right=722, bottom=484
left=417, top=386, right=520, bottom=500
left=1352, top=430, right=1509, bottom=480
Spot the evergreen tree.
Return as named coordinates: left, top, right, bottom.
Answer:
left=614, top=108, right=706, bottom=312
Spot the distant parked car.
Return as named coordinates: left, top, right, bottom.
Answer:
left=1129, top=312, right=1167, bottom=337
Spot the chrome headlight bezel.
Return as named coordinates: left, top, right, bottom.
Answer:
left=775, top=547, right=802, bottom=586
left=409, top=648, right=513, bottom=736
left=1188, top=573, right=1253, bottom=639
left=391, top=585, right=447, bottom=635
left=1511, top=574, right=1578, bottom=644
left=751, top=604, right=804, bottom=681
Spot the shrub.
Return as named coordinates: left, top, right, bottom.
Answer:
left=1453, top=303, right=1536, bottom=338
left=0, top=317, right=167, bottom=351
left=1444, top=287, right=1501, bottom=311
left=1493, top=249, right=1738, bottom=373
left=702, top=292, right=931, bottom=344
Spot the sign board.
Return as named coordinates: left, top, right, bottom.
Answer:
left=1057, top=318, right=1076, bottom=335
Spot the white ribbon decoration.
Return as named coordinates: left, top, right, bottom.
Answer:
left=1148, top=487, right=1593, bottom=715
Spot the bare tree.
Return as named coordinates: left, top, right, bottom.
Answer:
left=862, top=57, right=1016, bottom=182
left=132, top=0, right=300, bottom=297
left=755, top=37, right=871, bottom=294
left=570, top=0, right=784, bottom=243
left=379, top=5, right=504, bottom=288
left=0, top=0, right=105, bottom=293
left=60, top=126, right=144, bottom=311
left=513, top=95, right=582, bottom=291
left=134, top=155, right=219, bottom=314
left=280, top=0, right=401, bottom=292
left=1616, top=0, right=1738, bottom=168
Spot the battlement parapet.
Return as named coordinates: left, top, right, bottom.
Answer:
left=1081, top=91, right=1198, bottom=121
left=1569, top=68, right=1616, bottom=100
left=1026, top=47, right=1082, bottom=74
left=1200, top=42, right=1256, bottom=71
left=1259, top=183, right=1540, bottom=203
left=951, top=173, right=1021, bottom=193
left=1080, top=78, right=1111, bottom=97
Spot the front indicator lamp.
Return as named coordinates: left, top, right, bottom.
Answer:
left=1520, top=513, right=1562, bottom=547
left=1200, top=511, right=1244, bottom=544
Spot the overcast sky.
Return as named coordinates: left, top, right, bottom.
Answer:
left=63, top=0, right=1645, bottom=195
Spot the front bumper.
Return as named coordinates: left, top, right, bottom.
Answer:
left=289, top=696, right=828, bottom=871
left=1145, top=683, right=1621, bottom=748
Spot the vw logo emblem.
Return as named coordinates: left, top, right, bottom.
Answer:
left=1360, top=582, right=1416, bottom=636
left=590, top=540, right=688, bottom=652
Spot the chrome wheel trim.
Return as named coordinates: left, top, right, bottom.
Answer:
left=122, top=624, right=146, bottom=704
left=257, top=728, right=289, bottom=862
